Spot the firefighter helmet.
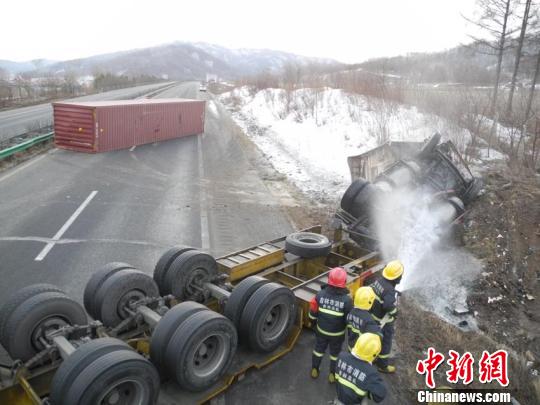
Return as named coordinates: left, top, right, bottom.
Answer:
left=352, top=332, right=381, bottom=363
left=328, top=267, right=347, bottom=288
left=382, top=260, right=404, bottom=281
left=354, top=286, right=377, bottom=310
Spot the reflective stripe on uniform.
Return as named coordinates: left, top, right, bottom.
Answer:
left=309, top=313, right=317, bottom=320
left=371, top=314, right=382, bottom=322
left=313, top=350, right=324, bottom=357
left=330, top=355, right=338, bottom=361
left=317, top=325, right=345, bottom=337
left=347, top=325, right=360, bottom=334
left=319, top=307, right=344, bottom=317
left=335, top=375, right=367, bottom=397
left=378, top=353, right=390, bottom=358
left=388, top=308, right=397, bottom=315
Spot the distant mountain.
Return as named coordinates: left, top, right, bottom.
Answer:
left=0, top=59, right=57, bottom=75
left=1, top=42, right=342, bottom=80
left=356, top=42, right=539, bottom=85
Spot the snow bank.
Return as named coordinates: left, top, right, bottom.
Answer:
left=219, top=87, right=472, bottom=201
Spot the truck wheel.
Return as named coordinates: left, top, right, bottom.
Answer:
left=149, top=301, right=207, bottom=374
left=49, top=338, right=130, bottom=405
left=349, top=183, right=376, bottom=218
left=153, top=246, right=195, bottom=295
left=239, top=282, right=296, bottom=352
left=0, top=283, right=64, bottom=347
left=93, top=269, right=159, bottom=327
left=165, top=310, right=237, bottom=391
left=163, top=250, right=217, bottom=302
left=4, top=292, right=87, bottom=361
left=285, top=232, right=331, bottom=258
left=224, top=276, right=269, bottom=330
left=84, top=262, right=135, bottom=319
left=340, top=179, right=369, bottom=213
left=59, top=347, right=160, bottom=405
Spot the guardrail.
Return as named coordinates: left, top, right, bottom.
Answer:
left=0, top=132, right=54, bottom=161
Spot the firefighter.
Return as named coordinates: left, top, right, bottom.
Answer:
left=309, top=267, right=353, bottom=383
left=369, top=260, right=404, bottom=373
left=335, top=332, right=387, bottom=404
left=346, top=286, right=382, bottom=351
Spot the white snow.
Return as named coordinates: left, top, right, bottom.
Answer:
left=207, top=101, right=219, bottom=117
left=487, top=295, right=503, bottom=304
left=219, top=86, right=473, bottom=201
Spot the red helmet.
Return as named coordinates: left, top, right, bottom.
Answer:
left=328, top=267, right=347, bottom=288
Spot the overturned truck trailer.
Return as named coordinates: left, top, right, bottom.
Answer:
left=336, top=133, right=482, bottom=248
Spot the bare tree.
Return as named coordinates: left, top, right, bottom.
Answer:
left=464, top=0, right=519, bottom=155
left=506, top=0, right=536, bottom=117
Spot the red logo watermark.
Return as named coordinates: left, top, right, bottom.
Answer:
left=416, top=348, right=509, bottom=389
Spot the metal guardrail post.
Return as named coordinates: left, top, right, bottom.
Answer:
left=0, top=132, right=54, bottom=161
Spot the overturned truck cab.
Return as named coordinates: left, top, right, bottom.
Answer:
left=336, top=133, right=482, bottom=249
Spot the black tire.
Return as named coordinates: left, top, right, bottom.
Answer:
left=418, top=133, right=441, bottom=159
left=164, top=250, right=217, bottom=301
left=149, top=301, right=207, bottom=374
left=4, top=292, right=87, bottom=361
left=153, top=246, right=195, bottom=295
left=61, top=347, right=160, bottom=405
left=349, top=183, right=376, bottom=218
left=164, top=310, right=237, bottom=391
left=285, top=232, right=331, bottom=258
left=340, top=179, right=369, bottom=213
left=93, top=269, right=159, bottom=328
left=49, top=338, right=130, bottom=405
left=83, top=262, right=135, bottom=319
left=0, top=283, right=64, bottom=347
left=239, top=282, right=296, bottom=352
left=224, top=276, right=269, bottom=330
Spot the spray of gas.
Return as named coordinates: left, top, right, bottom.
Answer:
left=372, top=185, right=482, bottom=326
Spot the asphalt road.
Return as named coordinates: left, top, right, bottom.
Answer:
left=0, top=82, right=173, bottom=141
left=0, top=81, right=322, bottom=403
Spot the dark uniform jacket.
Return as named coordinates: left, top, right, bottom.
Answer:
left=336, top=351, right=387, bottom=404
left=346, top=308, right=382, bottom=350
left=369, top=277, right=398, bottom=323
left=309, top=285, right=353, bottom=337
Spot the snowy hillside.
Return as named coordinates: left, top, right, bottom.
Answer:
left=219, top=87, right=472, bottom=201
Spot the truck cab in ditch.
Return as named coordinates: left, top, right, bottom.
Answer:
left=336, top=133, right=482, bottom=248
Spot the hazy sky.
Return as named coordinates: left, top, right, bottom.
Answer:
left=2, top=0, right=479, bottom=63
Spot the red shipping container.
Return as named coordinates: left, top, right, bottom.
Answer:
left=53, top=99, right=206, bottom=153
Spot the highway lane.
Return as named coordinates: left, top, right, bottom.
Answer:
left=0, top=82, right=173, bottom=142
left=0, top=80, right=291, bottom=296
left=0, top=81, right=353, bottom=404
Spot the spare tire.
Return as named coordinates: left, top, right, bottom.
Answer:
left=340, top=179, right=369, bottom=213
left=285, top=232, right=331, bottom=258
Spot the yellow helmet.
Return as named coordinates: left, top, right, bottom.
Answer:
left=354, top=286, right=377, bottom=310
left=382, top=260, right=404, bottom=280
left=352, top=333, right=382, bottom=363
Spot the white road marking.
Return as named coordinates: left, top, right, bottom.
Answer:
left=197, top=135, right=210, bottom=250
left=129, top=145, right=136, bottom=152
left=34, top=190, right=98, bottom=261
left=0, top=153, right=48, bottom=183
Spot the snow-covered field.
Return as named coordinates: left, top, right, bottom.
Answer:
left=218, top=86, right=493, bottom=201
